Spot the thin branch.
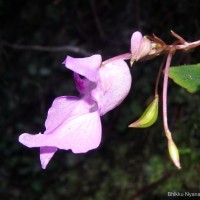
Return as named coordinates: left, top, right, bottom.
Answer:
left=1, top=40, right=91, bottom=56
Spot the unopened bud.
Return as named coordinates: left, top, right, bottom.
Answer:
left=168, top=138, right=181, bottom=169
left=130, top=31, right=143, bottom=65
left=129, top=95, right=159, bottom=128
left=130, top=32, right=152, bottom=66
left=130, top=31, right=166, bottom=65
left=136, top=37, right=151, bottom=61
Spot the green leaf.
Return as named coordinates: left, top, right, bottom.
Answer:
left=169, top=64, right=200, bottom=93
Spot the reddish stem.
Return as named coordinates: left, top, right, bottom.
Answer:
left=170, top=40, right=200, bottom=51
left=102, top=53, right=131, bottom=65
left=154, top=57, right=166, bottom=96
left=162, top=51, right=174, bottom=140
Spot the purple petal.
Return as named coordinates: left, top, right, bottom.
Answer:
left=91, top=59, right=132, bottom=116
left=44, top=96, right=93, bottom=134
left=73, top=73, right=96, bottom=95
left=19, top=111, right=101, bottom=153
left=40, top=96, right=81, bottom=169
left=20, top=96, right=97, bottom=168
left=40, top=147, right=57, bottom=169
left=131, top=31, right=142, bottom=57
left=63, top=55, right=102, bottom=82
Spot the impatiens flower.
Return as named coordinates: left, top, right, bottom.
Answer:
left=19, top=54, right=131, bottom=169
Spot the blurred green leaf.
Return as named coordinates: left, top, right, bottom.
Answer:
left=169, top=64, right=200, bottom=93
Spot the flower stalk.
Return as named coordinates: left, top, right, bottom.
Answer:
left=162, top=50, right=181, bottom=169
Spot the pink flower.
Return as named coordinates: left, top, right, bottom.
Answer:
left=19, top=54, right=131, bottom=169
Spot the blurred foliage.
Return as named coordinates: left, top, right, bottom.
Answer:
left=1, top=0, right=200, bottom=199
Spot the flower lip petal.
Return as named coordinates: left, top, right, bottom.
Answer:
left=63, top=54, right=102, bottom=82
left=19, top=93, right=99, bottom=169
left=19, top=111, right=102, bottom=153
left=44, top=96, right=94, bottom=134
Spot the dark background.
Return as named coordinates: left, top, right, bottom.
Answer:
left=1, top=0, right=200, bottom=199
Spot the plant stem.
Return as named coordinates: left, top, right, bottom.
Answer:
left=102, top=53, right=131, bottom=65
left=169, top=40, right=200, bottom=51
left=154, top=57, right=166, bottom=96
left=162, top=51, right=174, bottom=140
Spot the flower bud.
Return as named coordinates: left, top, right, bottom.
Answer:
left=168, top=138, right=181, bottom=169
left=130, top=32, right=151, bottom=66
left=129, top=95, right=159, bottom=128
left=136, top=37, right=151, bottom=61
left=130, top=31, right=166, bottom=65
left=130, top=31, right=143, bottom=65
